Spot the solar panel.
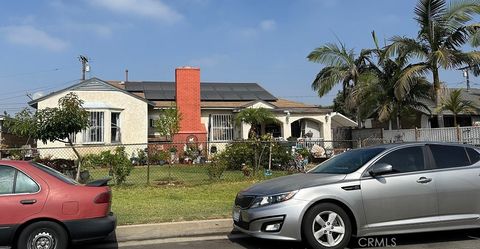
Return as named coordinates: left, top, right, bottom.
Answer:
left=124, top=82, right=144, bottom=91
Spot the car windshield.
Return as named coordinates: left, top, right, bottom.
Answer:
left=30, top=162, right=80, bottom=185
left=309, top=147, right=385, bottom=174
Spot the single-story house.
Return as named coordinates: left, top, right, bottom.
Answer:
left=365, top=88, right=480, bottom=129
left=28, top=67, right=356, bottom=152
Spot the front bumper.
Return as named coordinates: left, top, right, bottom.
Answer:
left=232, top=199, right=307, bottom=241
left=64, top=212, right=117, bottom=243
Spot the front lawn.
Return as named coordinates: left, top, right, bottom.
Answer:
left=88, top=165, right=288, bottom=225
left=111, top=181, right=257, bottom=225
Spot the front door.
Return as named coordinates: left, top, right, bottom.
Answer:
left=360, top=146, right=438, bottom=232
left=0, top=165, right=48, bottom=245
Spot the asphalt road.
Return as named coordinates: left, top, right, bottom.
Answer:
left=76, top=228, right=480, bottom=249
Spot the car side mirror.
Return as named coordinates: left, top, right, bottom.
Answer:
left=369, top=163, right=393, bottom=176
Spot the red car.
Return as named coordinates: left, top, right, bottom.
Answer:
left=0, top=160, right=116, bottom=249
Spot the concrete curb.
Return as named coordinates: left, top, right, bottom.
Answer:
left=108, top=219, right=235, bottom=242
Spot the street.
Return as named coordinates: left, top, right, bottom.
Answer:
left=76, top=228, right=480, bottom=249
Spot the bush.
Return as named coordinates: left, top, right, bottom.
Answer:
left=206, top=157, right=228, bottom=180
left=35, top=158, right=76, bottom=175
left=82, top=147, right=133, bottom=185
left=148, top=150, right=169, bottom=165
left=217, top=142, right=254, bottom=170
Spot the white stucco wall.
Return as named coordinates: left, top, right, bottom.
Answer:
left=36, top=90, right=148, bottom=150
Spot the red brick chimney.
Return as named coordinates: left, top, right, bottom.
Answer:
left=173, top=67, right=207, bottom=143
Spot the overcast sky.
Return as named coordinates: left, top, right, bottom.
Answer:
left=0, top=0, right=477, bottom=113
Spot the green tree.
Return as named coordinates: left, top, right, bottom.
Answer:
left=387, top=0, right=480, bottom=127
left=153, top=107, right=182, bottom=141
left=352, top=32, right=432, bottom=129
left=307, top=41, right=372, bottom=127
left=4, top=93, right=89, bottom=181
left=437, top=89, right=476, bottom=126
left=234, top=107, right=277, bottom=139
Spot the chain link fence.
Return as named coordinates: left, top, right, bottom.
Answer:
left=0, top=139, right=357, bottom=186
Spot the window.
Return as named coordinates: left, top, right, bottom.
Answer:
left=467, top=147, right=480, bottom=164
left=0, top=166, right=15, bottom=194
left=111, top=112, right=121, bottom=143
left=0, top=166, right=39, bottom=195
left=310, top=148, right=385, bottom=174
left=210, top=114, right=234, bottom=141
left=31, top=163, right=79, bottom=185
left=376, top=146, right=425, bottom=173
left=429, top=144, right=470, bottom=169
left=15, top=171, right=39, bottom=194
left=84, top=111, right=104, bottom=143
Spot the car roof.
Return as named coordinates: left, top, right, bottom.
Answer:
left=365, top=142, right=477, bottom=150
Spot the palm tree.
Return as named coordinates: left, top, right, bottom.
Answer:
left=307, top=42, right=372, bottom=127
left=437, top=89, right=476, bottom=126
left=387, top=0, right=480, bottom=127
left=235, top=107, right=277, bottom=139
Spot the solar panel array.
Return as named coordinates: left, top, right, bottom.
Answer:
left=124, top=81, right=277, bottom=101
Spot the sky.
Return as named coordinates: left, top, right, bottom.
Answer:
left=0, top=0, right=478, bottom=114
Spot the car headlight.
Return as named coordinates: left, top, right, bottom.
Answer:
left=250, top=190, right=298, bottom=208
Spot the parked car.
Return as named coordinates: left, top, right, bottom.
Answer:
left=0, top=160, right=116, bottom=249
left=233, top=142, right=480, bottom=249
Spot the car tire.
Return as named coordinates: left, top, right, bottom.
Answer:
left=302, top=203, right=352, bottom=249
left=16, top=221, right=68, bottom=249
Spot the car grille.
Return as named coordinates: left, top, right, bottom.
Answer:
left=235, top=194, right=255, bottom=209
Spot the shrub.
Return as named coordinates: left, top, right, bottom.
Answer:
left=206, top=156, right=228, bottom=180
left=218, top=142, right=254, bottom=170
left=82, top=147, right=133, bottom=185
left=35, top=158, right=76, bottom=175
left=148, top=150, right=169, bottom=165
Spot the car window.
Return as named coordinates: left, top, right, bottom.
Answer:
left=310, top=147, right=385, bottom=174
left=429, top=144, right=470, bottom=169
left=375, top=146, right=425, bottom=173
left=466, top=147, right=480, bottom=164
left=0, top=166, right=15, bottom=194
left=30, top=162, right=79, bottom=185
left=15, top=171, right=39, bottom=194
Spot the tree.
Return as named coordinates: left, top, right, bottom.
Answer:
left=234, top=107, right=277, bottom=139
left=4, top=93, right=89, bottom=181
left=437, top=89, right=476, bottom=126
left=153, top=107, right=182, bottom=141
left=307, top=41, right=372, bottom=127
left=351, top=32, right=432, bottom=129
left=387, top=0, right=480, bottom=127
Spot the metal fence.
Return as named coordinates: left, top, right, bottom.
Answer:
left=0, top=139, right=356, bottom=186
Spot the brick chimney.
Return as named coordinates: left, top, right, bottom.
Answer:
left=173, top=67, right=207, bottom=143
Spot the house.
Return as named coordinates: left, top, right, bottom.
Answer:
left=365, top=88, right=480, bottom=129
left=28, top=67, right=356, bottom=152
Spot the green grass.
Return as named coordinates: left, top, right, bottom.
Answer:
left=111, top=181, right=257, bottom=225
left=89, top=165, right=288, bottom=225
left=89, top=164, right=286, bottom=186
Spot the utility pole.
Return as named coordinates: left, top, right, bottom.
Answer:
left=78, top=55, right=89, bottom=80
left=458, top=65, right=472, bottom=91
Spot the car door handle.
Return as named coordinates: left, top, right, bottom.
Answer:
left=20, top=199, right=37, bottom=205
left=416, top=177, right=432, bottom=184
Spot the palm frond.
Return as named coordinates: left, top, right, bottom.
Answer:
left=311, top=66, right=349, bottom=96
left=307, top=43, right=354, bottom=67
left=394, top=63, right=430, bottom=99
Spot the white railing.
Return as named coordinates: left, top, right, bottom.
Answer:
left=382, top=126, right=480, bottom=145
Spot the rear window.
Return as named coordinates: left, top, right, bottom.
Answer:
left=429, top=144, right=471, bottom=169
left=30, top=163, right=79, bottom=185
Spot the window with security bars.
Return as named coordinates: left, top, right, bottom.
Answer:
left=111, top=112, right=121, bottom=143
left=210, top=114, right=234, bottom=141
left=84, top=111, right=104, bottom=143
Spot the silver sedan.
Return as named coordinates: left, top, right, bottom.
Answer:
left=233, top=142, right=480, bottom=249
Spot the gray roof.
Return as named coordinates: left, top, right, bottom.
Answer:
left=28, top=78, right=154, bottom=107
left=418, top=88, right=480, bottom=115
left=124, top=81, right=277, bottom=101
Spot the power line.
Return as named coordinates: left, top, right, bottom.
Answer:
left=0, top=66, right=76, bottom=79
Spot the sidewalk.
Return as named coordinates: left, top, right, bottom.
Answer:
left=107, top=219, right=235, bottom=243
